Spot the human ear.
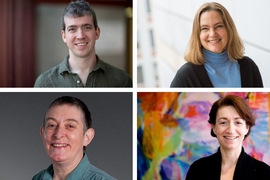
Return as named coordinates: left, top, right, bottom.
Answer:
left=40, top=126, right=45, bottom=138
left=95, top=27, right=100, bottom=40
left=61, top=30, right=67, bottom=43
left=211, top=124, right=216, bottom=135
left=245, top=125, right=250, bottom=135
left=83, top=128, right=95, bottom=146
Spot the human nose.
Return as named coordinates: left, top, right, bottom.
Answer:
left=76, top=28, right=85, bottom=38
left=54, top=126, right=64, bottom=139
left=209, top=28, right=217, bottom=36
left=226, top=122, right=234, bottom=133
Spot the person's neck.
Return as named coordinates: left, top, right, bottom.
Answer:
left=68, top=53, right=97, bottom=74
left=52, top=154, right=83, bottom=180
left=203, top=49, right=228, bottom=65
left=220, top=146, right=242, bottom=166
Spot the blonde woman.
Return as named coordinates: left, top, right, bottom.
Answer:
left=170, top=2, right=263, bottom=87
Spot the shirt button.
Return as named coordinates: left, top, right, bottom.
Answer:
left=76, top=80, right=81, bottom=84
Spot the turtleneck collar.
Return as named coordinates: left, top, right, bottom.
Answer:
left=203, top=49, right=229, bottom=66
left=202, top=48, right=241, bottom=87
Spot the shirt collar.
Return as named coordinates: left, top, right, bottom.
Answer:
left=43, top=154, right=91, bottom=179
left=59, top=55, right=106, bottom=75
left=66, top=154, right=91, bottom=179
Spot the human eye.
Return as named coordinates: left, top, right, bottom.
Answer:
left=235, top=119, right=244, bottom=125
left=219, top=121, right=226, bottom=125
left=46, top=122, right=56, bottom=129
left=236, top=121, right=242, bottom=125
left=215, top=24, right=224, bottom=29
left=201, top=27, right=208, bottom=31
left=66, top=124, right=76, bottom=130
left=68, top=27, right=76, bottom=32
left=83, top=25, right=92, bottom=31
left=218, top=119, right=227, bottom=125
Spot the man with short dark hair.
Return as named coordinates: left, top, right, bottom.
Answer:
left=34, top=0, right=132, bottom=87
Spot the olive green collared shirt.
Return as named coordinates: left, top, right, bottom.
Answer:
left=32, top=155, right=116, bottom=180
left=34, top=55, right=132, bottom=87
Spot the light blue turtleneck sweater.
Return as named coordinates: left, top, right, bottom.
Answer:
left=203, top=49, right=241, bottom=87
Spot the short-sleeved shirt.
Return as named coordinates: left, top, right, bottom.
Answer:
left=32, top=155, right=117, bottom=180
left=34, top=55, right=132, bottom=87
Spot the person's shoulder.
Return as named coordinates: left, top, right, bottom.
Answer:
left=170, top=62, right=207, bottom=87
left=191, top=153, right=217, bottom=166
left=31, top=169, right=47, bottom=180
left=175, top=62, right=205, bottom=78
left=84, top=163, right=117, bottom=180
left=246, top=153, right=270, bottom=170
left=177, top=62, right=201, bottom=73
left=98, top=59, right=132, bottom=87
left=38, top=63, right=62, bottom=78
left=100, top=59, right=129, bottom=76
left=34, top=63, right=63, bottom=87
left=186, top=153, right=218, bottom=180
left=238, top=56, right=257, bottom=66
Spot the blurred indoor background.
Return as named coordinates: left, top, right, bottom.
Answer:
left=0, top=0, right=132, bottom=87
left=137, top=0, right=270, bottom=87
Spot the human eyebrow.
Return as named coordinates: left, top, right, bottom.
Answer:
left=217, top=117, right=228, bottom=121
left=45, top=117, right=57, bottom=122
left=200, top=24, right=209, bottom=28
left=67, top=25, right=77, bottom=28
left=234, top=117, right=244, bottom=121
left=82, top=23, right=92, bottom=27
left=64, top=119, right=79, bottom=124
left=82, top=24, right=94, bottom=29
left=214, top=22, right=224, bottom=26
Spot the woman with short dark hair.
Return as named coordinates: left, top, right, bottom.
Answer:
left=186, top=94, right=270, bottom=180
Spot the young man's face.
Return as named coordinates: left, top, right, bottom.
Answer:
left=40, top=104, right=94, bottom=165
left=62, top=15, right=100, bottom=59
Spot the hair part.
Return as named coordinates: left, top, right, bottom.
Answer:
left=208, top=94, right=256, bottom=139
left=185, top=2, right=244, bottom=65
left=61, top=0, right=98, bottom=31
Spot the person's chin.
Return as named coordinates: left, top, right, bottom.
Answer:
left=50, top=155, right=68, bottom=163
left=207, top=48, right=223, bottom=53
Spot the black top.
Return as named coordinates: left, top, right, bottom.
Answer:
left=186, top=147, right=270, bottom=180
left=170, top=56, right=263, bottom=87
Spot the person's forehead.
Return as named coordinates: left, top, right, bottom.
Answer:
left=64, top=15, right=94, bottom=26
left=46, top=104, right=84, bottom=121
left=200, top=10, right=223, bottom=21
left=216, top=106, right=239, bottom=116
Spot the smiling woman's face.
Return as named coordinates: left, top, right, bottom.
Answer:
left=200, top=10, right=228, bottom=53
left=40, top=105, right=93, bottom=165
left=212, top=106, right=249, bottom=152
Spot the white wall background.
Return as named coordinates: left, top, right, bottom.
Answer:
left=150, top=0, right=270, bottom=87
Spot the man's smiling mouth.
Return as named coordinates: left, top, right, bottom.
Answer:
left=75, top=42, right=88, bottom=46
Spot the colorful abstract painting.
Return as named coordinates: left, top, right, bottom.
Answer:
left=137, top=92, right=270, bottom=180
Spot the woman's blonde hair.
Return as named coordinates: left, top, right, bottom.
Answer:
left=185, top=2, right=244, bottom=65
